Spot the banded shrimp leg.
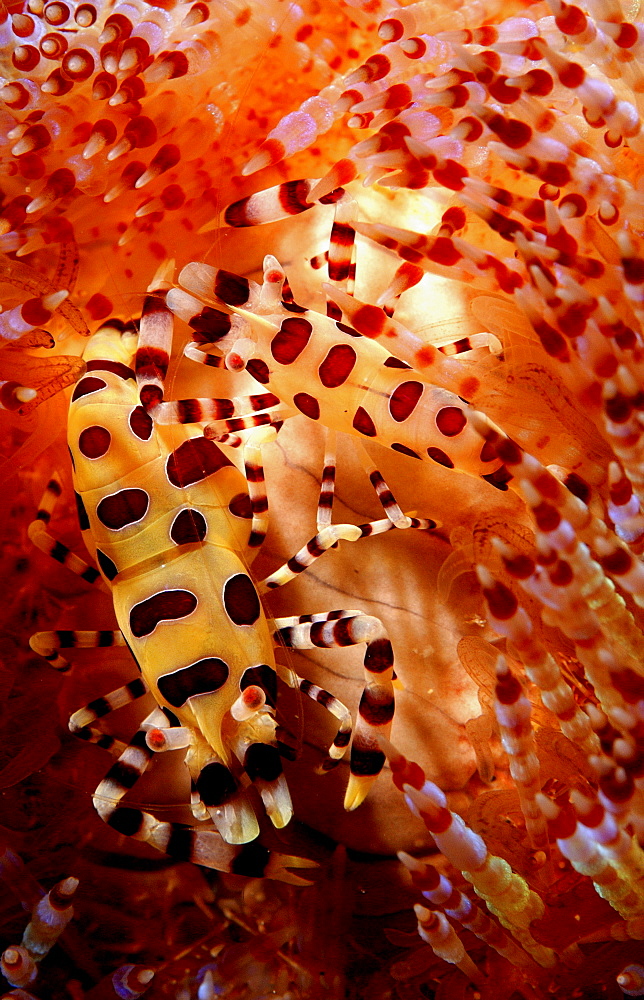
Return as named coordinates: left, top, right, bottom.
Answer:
left=138, top=286, right=438, bottom=811
left=219, top=177, right=504, bottom=371
left=68, top=689, right=317, bottom=884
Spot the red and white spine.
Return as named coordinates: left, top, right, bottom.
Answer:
left=493, top=655, right=548, bottom=852
left=413, top=905, right=484, bottom=984
left=399, top=851, right=535, bottom=969
left=21, top=876, right=78, bottom=959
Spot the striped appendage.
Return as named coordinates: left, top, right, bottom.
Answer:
left=242, top=425, right=276, bottom=548
left=260, top=514, right=435, bottom=591
left=398, top=852, right=535, bottom=970
left=135, top=286, right=172, bottom=411
left=21, top=877, right=78, bottom=961
left=169, top=257, right=512, bottom=492
left=29, top=303, right=410, bottom=872
left=274, top=611, right=395, bottom=810
left=85, top=705, right=314, bottom=884
left=27, top=475, right=106, bottom=599
left=29, top=629, right=126, bottom=672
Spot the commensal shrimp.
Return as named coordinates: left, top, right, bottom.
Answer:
left=27, top=284, right=429, bottom=880
left=165, top=184, right=512, bottom=495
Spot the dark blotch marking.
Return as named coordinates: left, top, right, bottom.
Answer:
left=75, top=491, right=90, bottom=530
left=482, top=465, right=512, bottom=491
left=223, top=573, right=260, bottom=626
left=280, top=178, right=315, bottom=215
left=170, top=508, right=207, bottom=545
left=231, top=841, right=270, bottom=877
left=79, top=425, right=111, bottom=458
left=293, top=392, right=320, bottom=420
left=391, top=442, right=421, bottom=459
left=246, top=358, right=270, bottom=384
left=177, top=399, right=204, bottom=424
left=129, top=589, right=197, bottom=638
left=435, top=406, right=467, bottom=437
left=365, top=638, right=394, bottom=674
left=107, top=807, right=144, bottom=836
left=564, top=472, right=591, bottom=504
left=383, top=356, right=411, bottom=369
left=106, top=759, right=144, bottom=790
left=97, top=488, right=149, bottom=530
left=162, top=707, right=181, bottom=727
left=214, top=269, right=251, bottom=307
left=157, top=657, right=230, bottom=707
left=166, top=437, right=233, bottom=488
left=86, top=359, right=134, bottom=381
left=359, top=692, right=395, bottom=726
left=318, top=344, right=356, bottom=388
left=166, top=825, right=194, bottom=861
left=271, top=317, right=312, bottom=365
left=196, top=761, right=237, bottom=806
left=129, top=405, right=153, bottom=440
left=97, top=549, right=118, bottom=580
left=135, top=345, right=168, bottom=381
left=426, top=447, right=454, bottom=469
left=244, top=743, right=282, bottom=782
left=241, top=664, right=276, bottom=708
left=71, top=375, right=107, bottom=401
left=352, top=406, right=377, bottom=437
left=350, top=745, right=386, bottom=776
left=389, top=381, right=423, bottom=422
left=480, top=440, right=498, bottom=464
left=229, top=493, right=253, bottom=519
left=86, top=695, right=111, bottom=718
left=189, top=305, right=232, bottom=342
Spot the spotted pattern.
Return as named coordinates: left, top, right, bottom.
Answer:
left=293, top=392, right=320, bottom=420
left=129, top=589, right=197, bottom=638
left=166, top=437, right=233, bottom=488
left=97, top=488, right=149, bottom=530
left=389, top=381, right=424, bottom=422
left=435, top=406, right=467, bottom=436
left=129, top=405, right=153, bottom=441
left=170, top=508, right=208, bottom=545
left=353, top=406, right=377, bottom=437
left=157, top=656, right=230, bottom=707
left=318, top=344, right=356, bottom=388
left=270, top=317, right=312, bottom=365
left=78, top=425, right=111, bottom=459
left=223, top=574, right=260, bottom=626
left=71, top=376, right=107, bottom=401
